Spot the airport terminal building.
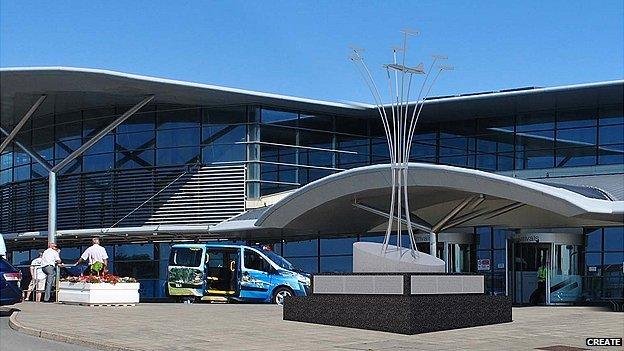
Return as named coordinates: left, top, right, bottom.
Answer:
left=1, top=67, right=622, bottom=303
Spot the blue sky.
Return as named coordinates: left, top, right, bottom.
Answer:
left=1, top=1, right=622, bottom=104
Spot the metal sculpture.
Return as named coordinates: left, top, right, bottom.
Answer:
left=350, top=30, right=453, bottom=258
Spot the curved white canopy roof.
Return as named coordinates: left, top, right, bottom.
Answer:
left=246, top=163, right=623, bottom=235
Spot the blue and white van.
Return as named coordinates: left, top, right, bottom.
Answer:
left=167, top=244, right=310, bottom=304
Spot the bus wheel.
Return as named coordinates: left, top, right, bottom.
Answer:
left=273, top=287, right=293, bottom=305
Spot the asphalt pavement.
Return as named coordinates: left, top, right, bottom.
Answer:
left=0, top=307, right=98, bottom=351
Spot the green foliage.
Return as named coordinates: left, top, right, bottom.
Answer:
left=91, top=261, right=104, bottom=274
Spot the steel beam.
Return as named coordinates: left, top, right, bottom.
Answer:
left=47, top=95, right=154, bottom=245
left=52, top=95, right=154, bottom=173
left=442, top=202, right=524, bottom=231
left=48, top=171, right=57, bottom=244
left=431, top=195, right=482, bottom=233
left=0, top=127, right=52, bottom=171
left=0, top=95, right=47, bottom=154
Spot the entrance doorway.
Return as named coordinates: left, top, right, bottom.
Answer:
left=415, top=232, right=474, bottom=273
left=510, top=232, right=583, bottom=305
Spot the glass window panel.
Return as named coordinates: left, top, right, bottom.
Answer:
left=476, top=137, right=498, bottom=153
left=556, top=127, right=597, bottom=146
left=203, top=144, right=246, bottom=164
left=115, top=261, right=158, bottom=279
left=493, top=229, right=508, bottom=249
left=261, top=163, right=278, bottom=181
left=557, top=109, right=596, bottom=128
left=320, top=237, right=357, bottom=255
left=410, top=142, right=437, bottom=159
left=516, top=150, right=554, bottom=169
left=477, top=154, right=497, bottom=171
left=335, top=117, right=367, bottom=135
left=31, top=163, right=48, bottom=178
left=585, top=252, right=601, bottom=274
left=261, top=109, right=298, bottom=126
left=476, top=227, right=491, bottom=250
left=14, top=150, right=31, bottom=166
left=202, top=106, right=247, bottom=124
left=516, top=130, right=555, bottom=150
left=83, top=111, right=115, bottom=137
left=116, top=149, right=154, bottom=169
left=0, top=169, right=12, bottom=185
left=157, top=106, right=200, bottom=129
left=55, top=139, right=81, bottom=160
left=282, top=239, right=318, bottom=257
left=604, top=227, right=624, bottom=251
left=83, top=153, right=114, bottom=172
left=85, top=135, right=114, bottom=155
left=598, top=144, right=624, bottom=165
left=261, top=126, right=296, bottom=145
left=116, top=131, right=155, bottom=150
left=599, top=125, right=624, bottom=145
left=284, top=257, right=318, bottom=274
left=603, top=252, right=623, bottom=272
left=156, top=147, right=200, bottom=166
left=1, top=151, right=12, bottom=170
left=555, top=147, right=596, bottom=167
left=586, top=228, right=603, bottom=251
left=299, top=114, right=333, bottom=132
left=320, top=255, right=352, bottom=273
left=477, top=115, right=514, bottom=133
left=439, top=137, right=469, bottom=155
left=599, top=105, right=624, bottom=126
left=517, top=111, right=555, bottom=132
left=32, top=143, right=54, bottom=161
left=497, top=152, right=515, bottom=171
left=60, top=247, right=81, bottom=262
left=439, top=155, right=473, bottom=168
left=116, top=111, right=155, bottom=133
left=157, top=128, right=199, bottom=148
left=31, top=127, right=54, bottom=146
left=260, top=144, right=296, bottom=164
left=115, top=244, right=154, bottom=260
left=300, top=150, right=334, bottom=167
left=439, top=119, right=476, bottom=136
left=56, top=120, right=82, bottom=141
left=202, top=125, right=246, bottom=145
left=14, top=164, right=31, bottom=181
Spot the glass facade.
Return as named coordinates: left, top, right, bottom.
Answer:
left=1, top=83, right=622, bottom=304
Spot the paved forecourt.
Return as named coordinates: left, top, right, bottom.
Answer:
left=9, top=302, right=623, bottom=351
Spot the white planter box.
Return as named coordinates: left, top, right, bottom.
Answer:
left=58, top=281, right=140, bottom=305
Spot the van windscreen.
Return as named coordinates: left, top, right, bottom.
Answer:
left=170, top=247, right=203, bottom=267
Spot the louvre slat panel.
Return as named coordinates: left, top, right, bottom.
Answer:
left=1, top=165, right=245, bottom=233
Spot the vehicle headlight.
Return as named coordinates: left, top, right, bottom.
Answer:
left=297, top=275, right=311, bottom=286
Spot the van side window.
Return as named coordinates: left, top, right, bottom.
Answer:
left=244, top=249, right=271, bottom=272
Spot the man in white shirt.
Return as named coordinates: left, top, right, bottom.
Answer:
left=76, top=237, right=109, bottom=275
left=24, top=251, right=46, bottom=302
left=41, top=243, right=62, bottom=302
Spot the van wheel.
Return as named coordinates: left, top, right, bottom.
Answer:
left=181, top=297, right=196, bottom=304
left=273, top=287, right=293, bottom=305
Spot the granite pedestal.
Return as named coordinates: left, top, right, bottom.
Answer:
left=283, top=273, right=512, bottom=335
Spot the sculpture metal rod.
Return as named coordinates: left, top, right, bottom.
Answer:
left=352, top=201, right=432, bottom=233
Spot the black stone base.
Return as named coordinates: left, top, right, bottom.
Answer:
left=283, top=294, right=512, bottom=335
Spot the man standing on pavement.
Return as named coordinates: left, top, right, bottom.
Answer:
left=41, top=243, right=62, bottom=302
left=76, top=237, right=109, bottom=275
left=24, top=250, right=45, bottom=302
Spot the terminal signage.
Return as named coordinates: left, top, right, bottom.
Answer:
left=477, top=259, right=491, bottom=271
